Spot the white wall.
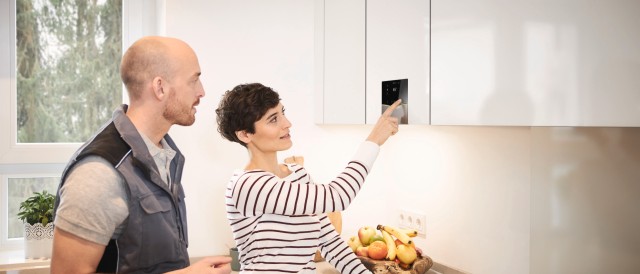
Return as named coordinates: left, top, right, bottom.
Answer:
left=163, top=1, right=640, bottom=274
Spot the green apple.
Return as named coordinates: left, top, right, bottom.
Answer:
left=358, top=226, right=376, bottom=246
left=369, top=233, right=384, bottom=244
left=347, top=235, right=362, bottom=252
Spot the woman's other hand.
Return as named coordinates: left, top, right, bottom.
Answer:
left=366, top=99, right=401, bottom=146
left=284, top=155, right=305, bottom=166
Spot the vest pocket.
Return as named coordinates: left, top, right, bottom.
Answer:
left=140, top=193, right=172, bottom=214
left=137, top=193, right=181, bottom=269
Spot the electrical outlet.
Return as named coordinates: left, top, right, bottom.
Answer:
left=397, top=209, right=427, bottom=238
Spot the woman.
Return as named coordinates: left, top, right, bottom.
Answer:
left=216, top=83, right=400, bottom=273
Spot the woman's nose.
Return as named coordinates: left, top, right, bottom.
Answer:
left=283, top=116, right=292, bottom=128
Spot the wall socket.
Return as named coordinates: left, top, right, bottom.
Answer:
left=397, top=209, right=427, bottom=238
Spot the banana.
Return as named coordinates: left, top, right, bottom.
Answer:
left=377, top=224, right=413, bottom=245
left=380, top=230, right=397, bottom=260
left=398, top=228, right=418, bottom=238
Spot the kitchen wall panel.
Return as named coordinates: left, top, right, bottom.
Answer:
left=531, top=127, right=640, bottom=273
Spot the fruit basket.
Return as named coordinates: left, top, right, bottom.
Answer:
left=358, top=255, right=433, bottom=274
left=348, top=224, right=433, bottom=274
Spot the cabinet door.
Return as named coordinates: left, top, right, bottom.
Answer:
left=314, top=0, right=366, bottom=124
left=431, top=0, right=640, bottom=126
left=366, top=0, right=430, bottom=125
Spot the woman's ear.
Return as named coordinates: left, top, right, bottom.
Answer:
left=236, top=130, right=251, bottom=145
left=151, top=76, right=166, bottom=100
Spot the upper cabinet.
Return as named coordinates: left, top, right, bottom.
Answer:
left=317, top=0, right=640, bottom=127
left=314, top=0, right=366, bottom=124
left=431, top=0, right=640, bottom=126
left=315, top=0, right=429, bottom=125
left=366, top=0, right=430, bottom=125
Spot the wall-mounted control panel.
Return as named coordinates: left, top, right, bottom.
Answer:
left=382, top=79, right=408, bottom=124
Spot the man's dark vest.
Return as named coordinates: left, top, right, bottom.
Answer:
left=53, top=106, right=190, bottom=273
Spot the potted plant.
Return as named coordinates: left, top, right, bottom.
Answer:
left=18, top=190, right=55, bottom=259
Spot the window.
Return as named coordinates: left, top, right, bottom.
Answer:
left=1, top=0, right=165, bottom=252
left=16, top=0, right=123, bottom=143
left=1, top=174, right=59, bottom=249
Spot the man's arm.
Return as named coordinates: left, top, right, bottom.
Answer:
left=51, top=227, right=106, bottom=274
left=52, top=156, right=128, bottom=273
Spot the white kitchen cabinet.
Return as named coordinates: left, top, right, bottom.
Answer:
left=431, top=0, right=640, bottom=126
left=366, top=0, right=430, bottom=125
left=315, top=0, right=430, bottom=125
left=314, top=0, right=366, bottom=124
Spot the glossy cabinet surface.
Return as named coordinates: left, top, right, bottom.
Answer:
left=431, top=0, right=640, bottom=126
left=315, top=0, right=429, bottom=125
left=314, top=0, right=366, bottom=124
left=366, top=0, right=430, bottom=125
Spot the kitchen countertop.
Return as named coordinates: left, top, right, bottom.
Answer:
left=232, top=260, right=466, bottom=274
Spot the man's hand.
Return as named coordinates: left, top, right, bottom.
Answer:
left=169, top=256, right=232, bottom=274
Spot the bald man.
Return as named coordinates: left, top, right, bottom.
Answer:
left=51, top=36, right=231, bottom=274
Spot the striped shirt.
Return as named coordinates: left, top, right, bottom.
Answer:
left=225, top=141, right=380, bottom=273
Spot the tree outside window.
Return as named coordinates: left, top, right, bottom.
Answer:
left=16, top=0, right=123, bottom=143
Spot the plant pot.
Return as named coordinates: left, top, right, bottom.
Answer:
left=24, top=222, right=54, bottom=259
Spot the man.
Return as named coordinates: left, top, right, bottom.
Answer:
left=51, top=36, right=231, bottom=274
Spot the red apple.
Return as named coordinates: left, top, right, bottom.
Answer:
left=358, top=226, right=376, bottom=246
left=367, top=240, right=388, bottom=260
left=355, top=246, right=369, bottom=257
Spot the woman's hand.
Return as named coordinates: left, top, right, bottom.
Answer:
left=284, top=155, right=305, bottom=166
left=366, top=99, right=401, bottom=146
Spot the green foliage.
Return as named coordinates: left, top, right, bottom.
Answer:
left=17, top=190, right=55, bottom=226
left=16, top=0, right=123, bottom=143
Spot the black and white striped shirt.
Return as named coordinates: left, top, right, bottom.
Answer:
left=225, top=141, right=379, bottom=273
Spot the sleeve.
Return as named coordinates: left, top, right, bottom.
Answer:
left=54, top=156, right=129, bottom=245
left=231, top=141, right=380, bottom=217
left=317, top=215, right=372, bottom=274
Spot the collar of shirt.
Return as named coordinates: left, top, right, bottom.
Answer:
left=140, top=133, right=177, bottom=185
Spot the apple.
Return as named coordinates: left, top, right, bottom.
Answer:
left=367, top=240, right=388, bottom=260
left=396, top=244, right=418, bottom=265
left=358, top=226, right=376, bottom=245
left=355, top=246, right=369, bottom=257
left=369, top=233, right=384, bottom=244
left=347, top=236, right=362, bottom=252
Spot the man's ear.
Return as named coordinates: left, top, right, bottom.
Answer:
left=151, top=76, right=166, bottom=100
left=236, top=130, right=251, bottom=145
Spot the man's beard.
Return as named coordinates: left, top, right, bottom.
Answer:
left=164, top=92, right=196, bottom=126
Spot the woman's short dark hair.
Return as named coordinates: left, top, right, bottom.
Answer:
left=215, top=83, right=281, bottom=147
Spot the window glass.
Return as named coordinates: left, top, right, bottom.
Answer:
left=16, top=0, right=122, bottom=143
left=7, top=177, right=59, bottom=239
